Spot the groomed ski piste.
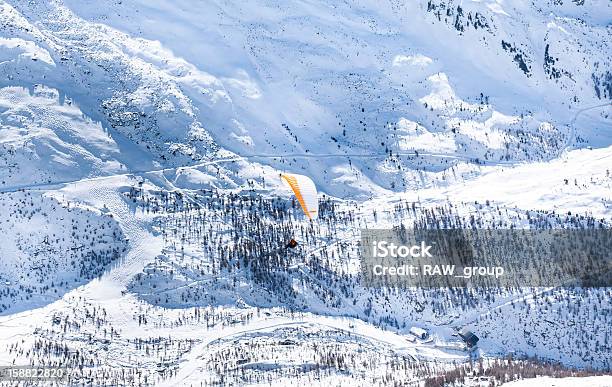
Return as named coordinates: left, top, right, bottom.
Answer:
left=0, top=0, right=611, bottom=386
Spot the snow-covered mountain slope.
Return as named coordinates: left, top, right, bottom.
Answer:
left=0, top=84, right=158, bottom=187
left=1, top=0, right=610, bottom=196
left=0, top=190, right=127, bottom=314
left=119, top=147, right=612, bottom=371
left=1, top=148, right=610, bottom=385
left=0, top=1, right=611, bottom=386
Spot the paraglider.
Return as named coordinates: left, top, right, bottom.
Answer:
left=280, top=173, right=319, bottom=249
left=280, top=173, right=319, bottom=220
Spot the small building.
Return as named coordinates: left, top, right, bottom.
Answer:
left=458, top=328, right=479, bottom=348
left=409, top=326, right=428, bottom=339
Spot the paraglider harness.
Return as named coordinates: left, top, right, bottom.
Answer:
left=286, top=239, right=298, bottom=249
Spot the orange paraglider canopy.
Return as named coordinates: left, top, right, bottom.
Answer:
left=281, top=173, right=318, bottom=219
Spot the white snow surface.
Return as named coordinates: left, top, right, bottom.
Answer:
left=0, top=0, right=611, bottom=386
left=0, top=0, right=610, bottom=196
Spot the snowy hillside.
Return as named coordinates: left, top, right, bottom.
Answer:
left=0, top=0, right=611, bottom=386
left=0, top=190, right=127, bottom=314
left=1, top=0, right=610, bottom=195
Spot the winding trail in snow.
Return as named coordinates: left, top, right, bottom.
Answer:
left=564, top=102, right=612, bottom=151
left=0, top=147, right=537, bottom=195
left=159, top=314, right=462, bottom=387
